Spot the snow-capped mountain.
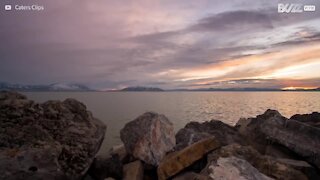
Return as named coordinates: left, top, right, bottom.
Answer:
left=0, top=82, right=93, bottom=91
left=48, top=83, right=91, bottom=91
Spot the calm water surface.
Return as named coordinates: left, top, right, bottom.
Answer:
left=24, top=92, right=320, bottom=155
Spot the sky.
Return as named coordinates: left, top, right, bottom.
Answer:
left=0, top=0, right=320, bottom=90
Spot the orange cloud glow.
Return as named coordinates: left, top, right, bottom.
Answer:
left=173, top=43, right=320, bottom=86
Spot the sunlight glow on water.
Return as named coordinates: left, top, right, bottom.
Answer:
left=24, top=92, right=320, bottom=155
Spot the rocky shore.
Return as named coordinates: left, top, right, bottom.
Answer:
left=1, top=91, right=320, bottom=180
left=0, top=91, right=106, bottom=180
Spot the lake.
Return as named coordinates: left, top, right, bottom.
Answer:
left=23, top=91, right=320, bottom=155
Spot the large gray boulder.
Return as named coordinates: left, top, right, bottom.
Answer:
left=175, top=120, right=246, bottom=150
left=202, top=144, right=312, bottom=180
left=0, top=91, right=106, bottom=180
left=236, top=109, right=320, bottom=169
left=120, top=112, right=175, bottom=166
left=207, top=156, right=273, bottom=180
left=290, top=112, right=320, bottom=128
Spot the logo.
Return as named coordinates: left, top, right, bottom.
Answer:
left=5, top=5, right=12, bottom=11
left=278, top=4, right=303, bottom=13
left=304, top=5, right=316, bottom=12
left=278, top=4, right=316, bottom=13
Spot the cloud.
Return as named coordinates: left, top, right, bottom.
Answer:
left=0, top=0, right=320, bottom=89
left=188, top=10, right=274, bottom=32
left=168, top=43, right=320, bottom=85
left=184, top=78, right=320, bottom=89
left=130, top=9, right=277, bottom=43
left=275, top=29, right=320, bottom=47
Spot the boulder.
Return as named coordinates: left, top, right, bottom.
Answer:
left=88, top=155, right=123, bottom=180
left=157, top=137, right=221, bottom=180
left=175, top=120, right=246, bottom=150
left=202, top=144, right=310, bottom=180
left=120, top=112, right=175, bottom=166
left=290, top=112, right=320, bottom=128
left=236, top=109, right=320, bottom=168
left=172, top=172, right=209, bottom=180
left=277, top=158, right=320, bottom=180
left=207, top=156, right=273, bottom=180
left=264, top=143, right=299, bottom=159
left=0, top=91, right=106, bottom=180
left=236, top=117, right=252, bottom=135
left=123, top=160, right=144, bottom=180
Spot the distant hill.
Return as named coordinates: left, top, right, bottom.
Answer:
left=47, top=83, right=92, bottom=91
left=120, top=86, right=164, bottom=92
left=0, top=82, right=93, bottom=92
left=168, top=88, right=279, bottom=91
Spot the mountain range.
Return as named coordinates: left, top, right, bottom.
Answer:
left=0, top=82, right=92, bottom=92
left=1, top=83, right=319, bottom=92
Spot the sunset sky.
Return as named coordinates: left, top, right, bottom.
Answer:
left=1, top=0, right=320, bottom=90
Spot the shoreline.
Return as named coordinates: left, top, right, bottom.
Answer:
left=1, top=91, right=320, bottom=180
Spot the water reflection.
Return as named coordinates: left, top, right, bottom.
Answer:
left=24, top=91, right=320, bottom=155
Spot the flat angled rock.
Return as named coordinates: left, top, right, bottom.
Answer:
left=157, top=137, right=221, bottom=180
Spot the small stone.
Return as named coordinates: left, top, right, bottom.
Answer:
left=88, top=155, right=123, bottom=180
left=104, top=178, right=115, bottom=180
left=172, top=172, right=209, bottom=180
left=109, top=144, right=128, bottom=162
